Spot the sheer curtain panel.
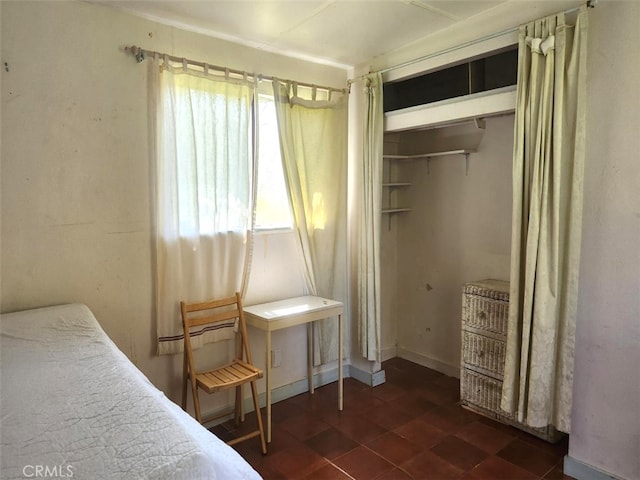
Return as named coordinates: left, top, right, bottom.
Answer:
left=272, top=81, right=348, bottom=365
left=358, top=73, right=383, bottom=362
left=151, top=57, right=255, bottom=355
left=501, top=8, right=588, bottom=433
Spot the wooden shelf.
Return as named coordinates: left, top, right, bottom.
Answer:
left=382, top=208, right=411, bottom=214
left=382, top=182, right=411, bottom=188
left=383, top=149, right=475, bottom=160
left=383, top=86, right=516, bottom=133
left=382, top=156, right=415, bottom=219
left=382, top=149, right=476, bottom=227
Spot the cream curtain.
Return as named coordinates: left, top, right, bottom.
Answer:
left=501, top=8, right=588, bottom=433
left=151, top=57, right=255, bottom=354
left=272, top=81, right=348, bottom=364
left=358, top=73, right=384, bottom=361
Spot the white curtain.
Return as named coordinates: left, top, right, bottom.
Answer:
left=501, top=8, right=588, bottom=433
left=272, top=81, right=348, bottom=364
left=151, top=57, right=255, bottom=355
left=358, top=73, right=383, bottom=361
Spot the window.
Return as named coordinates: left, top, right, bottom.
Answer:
left=161, top=74, right=292, bottom=235
left=158, top=71, right=253, bottom=239
left=383, top=47, right=518, bottom=112
left=254, top=93, right=293, bottom=230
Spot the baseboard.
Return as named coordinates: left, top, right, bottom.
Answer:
left=397, top=346, right=460, bottom=378
left=350, top=363, right=386, bottom=387
left=380, top=345, right=397, bottom=362
left=563, top=455, right=623, bottom=480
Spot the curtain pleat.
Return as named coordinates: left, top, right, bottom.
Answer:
left=272, top=81, right=348, bottom=365
left=501, top=8, right=588, bottom=433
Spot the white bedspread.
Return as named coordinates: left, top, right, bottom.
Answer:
left=0, top=304, right=261, bottom=480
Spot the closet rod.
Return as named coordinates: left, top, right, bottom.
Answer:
left=347, top=0, right=596, bottom=87
left=124, top=45, right=348, bottom=95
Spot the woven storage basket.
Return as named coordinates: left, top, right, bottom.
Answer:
left=460, top=279, right=565, bottom=443
left=462, top=331, right=506, bottom=377
left=462, top=280, right=510, bottom=335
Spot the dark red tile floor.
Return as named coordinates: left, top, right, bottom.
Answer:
left=212, top=357, right=574, bottom=480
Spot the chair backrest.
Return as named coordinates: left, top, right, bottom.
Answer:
left=180, top=292, right=254, bottom=370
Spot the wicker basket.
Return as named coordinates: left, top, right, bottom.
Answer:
left=460, top=279, right=565, bottom=444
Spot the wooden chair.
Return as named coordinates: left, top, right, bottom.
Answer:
left=180, top=292, right=267, bottom=454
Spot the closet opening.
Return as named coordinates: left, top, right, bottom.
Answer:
left=380, top=114, right=515, bottom=381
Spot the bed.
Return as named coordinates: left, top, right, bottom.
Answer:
left=0, top=303, right=261, bottom=479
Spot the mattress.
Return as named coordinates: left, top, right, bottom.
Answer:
left=0, top=304, right=261, bottom=480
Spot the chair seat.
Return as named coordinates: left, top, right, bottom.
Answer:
left=196, top=360, right=263, bottom=394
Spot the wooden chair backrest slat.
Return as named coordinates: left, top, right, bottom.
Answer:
left=182, top=295, right=238, bottom=313
left=183, top=309, right=239, bottom=329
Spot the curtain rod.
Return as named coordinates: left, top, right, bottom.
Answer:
left=347, top=0, right=595, bottom=87
left=124, top=45, right=348, bottom=95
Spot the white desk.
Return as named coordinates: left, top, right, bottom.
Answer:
left=243, top=296, right=344, bottom=443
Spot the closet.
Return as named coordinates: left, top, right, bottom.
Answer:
left=377, top=18, right=575, bottom=445
left=379, top=45, right=519, bottom=376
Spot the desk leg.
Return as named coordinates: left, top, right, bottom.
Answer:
left=307, top=323, right=314, bottom=394
left=265, top=330, right=272, bottom=443
left=338, top=313, right=343, bottom=411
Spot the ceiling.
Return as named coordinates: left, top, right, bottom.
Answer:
left=95, top=0, right=510, bottom=68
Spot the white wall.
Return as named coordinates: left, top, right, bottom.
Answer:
left=569, top=2, right=640, bottom=479
left=0, top=0, right=347, bottom=411
left=382, top=117, right=513, bottom=375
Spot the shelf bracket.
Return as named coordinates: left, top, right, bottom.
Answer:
left=473, top=118, right=486, bottom=130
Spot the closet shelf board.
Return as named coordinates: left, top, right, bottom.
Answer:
left=382, top=182, right=412, bottom=187
left=382, top=208, right=411, bottom=214
left=383, top=149, right=475, bottom=160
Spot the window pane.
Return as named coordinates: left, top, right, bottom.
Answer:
left=255, top=94, right=293, bottom=229
left=163, top=73, right=252, bottom=238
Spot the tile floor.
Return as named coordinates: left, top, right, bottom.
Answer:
left=211, top=358, right=574, bottom=480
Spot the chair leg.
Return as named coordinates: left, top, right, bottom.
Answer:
left=191, top=381, right=202, bottom=423
left=239, top=383, right=245, bottom=422
left=249, top=380, right=267, bottom=455
left=181, top=350, right=188, bottom=410
left=234, top=385, right=241, bottom=425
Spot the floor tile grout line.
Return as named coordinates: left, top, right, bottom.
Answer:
left=323, top=458, right=357, bottom=480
